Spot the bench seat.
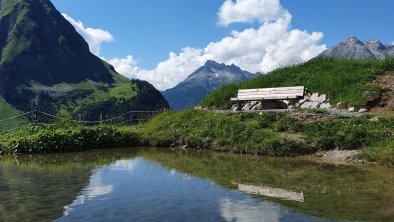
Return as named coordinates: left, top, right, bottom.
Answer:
left=231, top=86, right=305, bottom=102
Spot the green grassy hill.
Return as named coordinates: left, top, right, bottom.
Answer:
left=201, top=58, right=394, bottom=109
left=0, top=0, right=169, bottom=126
left=0, top=97, right=28, bottom=131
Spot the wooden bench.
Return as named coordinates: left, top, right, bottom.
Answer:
left=231, top=86, right=305, bottom=110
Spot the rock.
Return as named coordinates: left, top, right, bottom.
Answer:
left=298, top=99, right=306, bottom=105
left=300, top=102, right=313, bottom=109
left=251, top=102, right=262, bottom=110
left=250, top=101, right=258, bottom=107
left=310, top=101, right=321, bottom=109
left=370, top=116, right=379, bottom=122
left=336, top=102, right=346, bottom=109
left=282, top=100, right=290, bottom=105
left=296, top=99, right=306, bottom=108
left=310, top=93, right=320, bottom=101
left=358, top=108, right=368, bottom=113
left=194, top=106, right=202, bottom=110
left=348, top=107, right=356, bottom=112
left=242, top=103, right=252, bottom=111
left=317, top=94, right=327, bottom=103
left=304, top=93, right=312, bottom=100
left=319, top=103, right=332, bottom=109
left=231, top=104, right=238, bottom=112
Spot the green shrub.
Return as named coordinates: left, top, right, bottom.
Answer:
left=358, top=140, right=394, bottom=165
left=0, top=124, right=140, bottom=154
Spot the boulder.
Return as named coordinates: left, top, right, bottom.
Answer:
left=370, top=117, right=379, bottom=122
left=336, top=102, right=346, bottom=109
left=298, top=99, right=306, bottom=105
left=231, top=104, right=238, bottom=112
left=319, top=103, right=332, bottom=109
left=310, top=93, right=320, bottom=101
left=282, top=100, right=290, bottom=105
left=310, top=101, right=321, bottom=109
left=250, top=101, right=259, bottom=107
left=348, top=107, right=356, bottom=112
left=296, top=99, right=306, bottom=108
left=317, top=94, right=327, bottom=103
left=251, top=102, right=263, bottom=110
left=358, top=108, right=368, bottom=113
left=242, top=103, right=252, bottom=111
left=300, top=102, right=313, bottom=109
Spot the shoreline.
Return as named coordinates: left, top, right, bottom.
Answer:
left=1, top=110, right=394, bottom=167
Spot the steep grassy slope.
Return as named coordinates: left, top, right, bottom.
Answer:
left=0, top=97, right=28, bottom=131
left=0, top=0, right=169, bottom=119
left=201, top=58, right=394, bottom=109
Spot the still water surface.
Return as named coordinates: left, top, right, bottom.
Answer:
left=0, top=148, right=393, bottom=221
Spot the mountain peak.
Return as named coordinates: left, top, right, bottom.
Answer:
left=204, top=60, right=220, bottom=66
left=319, top=36, right=394, bottom=60
left=163, top=61, right=255, bottom=110
left=342, top=36, right=362, bottom=45
left=0, top=0, right=116, bottom=91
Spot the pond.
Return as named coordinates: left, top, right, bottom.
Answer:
left=0, top=148, right=393, bottom=221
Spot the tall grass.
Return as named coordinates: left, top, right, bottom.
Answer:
left=201, top=58, right=394, bottom=108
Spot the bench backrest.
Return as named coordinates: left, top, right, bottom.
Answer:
left=236, top=86, right=304, bottom=100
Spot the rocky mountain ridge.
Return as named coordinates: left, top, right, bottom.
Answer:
left=163, top=60, right=255, bottom=110
left=319, top=36, right=394, bottom=60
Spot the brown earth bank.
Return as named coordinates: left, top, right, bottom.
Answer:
left=370, top=71, right=394, bottom=113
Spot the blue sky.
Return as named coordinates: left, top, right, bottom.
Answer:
left=51, top=0, right=394, bottom=89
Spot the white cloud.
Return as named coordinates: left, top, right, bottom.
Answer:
left=220, top=198, right=280, bottom=222
left=218, top=0, right=285, bottom=26
left=65, top=0, right=326, bottom=91
left=109, top=48, right=206, bottom=90
left=110, top=159, right=137, bottom=172
left=62, top=13, right=113, bottom=56
left=63, top=171, right=113, bottom=216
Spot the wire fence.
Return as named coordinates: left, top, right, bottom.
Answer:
left=0, top=110, right=164, bottom=135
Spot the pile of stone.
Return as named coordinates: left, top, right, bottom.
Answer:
left=297, top=93, right=331, bottom=109
left=228, top=92, right=369, bottom=113
left=231, top=100, right=287, bottom=111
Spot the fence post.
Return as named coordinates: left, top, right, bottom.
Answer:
left=34, top=110, right=38, bottom=125
left=99, top=113, right=103, bottom=125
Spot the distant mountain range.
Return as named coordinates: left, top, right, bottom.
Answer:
left=319, top=36, right=394, bottom=60
left=0, top=0, right=168, bottom=123
left=162, top=60, right=256, bottom=110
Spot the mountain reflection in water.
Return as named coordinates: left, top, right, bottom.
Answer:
left=0, top=148, right=393, bottom=222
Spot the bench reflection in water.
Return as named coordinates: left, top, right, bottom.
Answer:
left=238, top=184, right=304, bottom=202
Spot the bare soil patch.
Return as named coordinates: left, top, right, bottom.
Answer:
left=370, top=71, right=394, bottom=113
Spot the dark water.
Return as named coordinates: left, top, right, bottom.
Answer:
left=0, top=148, right=393, bottom=222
